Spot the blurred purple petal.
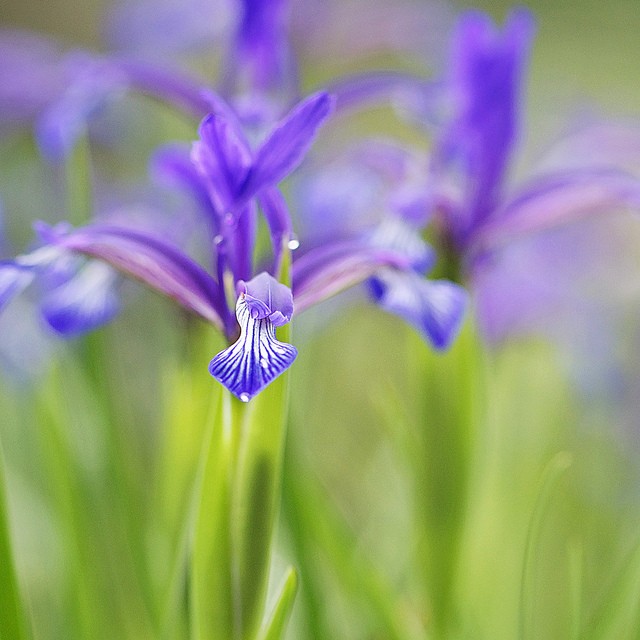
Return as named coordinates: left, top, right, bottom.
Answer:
left=472, top=169, right=640, bottom=255
left=369, top=270, right=467, bottom=349
left=436, top=9, right=535, bottom=240
left=151, top=144, right=218, bottom=227
left=0, top=264, right=35, bottom=311
left=368, top=217, right=435, bottom=273
left=36, top=56, right=127, bottom=159
left=226, top=0, right=296, bottom=98
left=40, top=261, right=120, bottom=336
left=327, top=72, right=432, bottom=113
left=0, top=30, right=68, bottom=131
left=104, top=0, right=231, bottom=56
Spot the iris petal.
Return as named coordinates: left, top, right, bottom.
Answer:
left=370, top=269, right=467, bottom=350
left=40, top=261, right=120, bottom=336
left=209, top=294, right=297, bottom=401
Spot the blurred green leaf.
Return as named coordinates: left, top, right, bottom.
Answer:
left=0, top=442, right=29, bottom=640
left=256, top=567, right=298, bottom=640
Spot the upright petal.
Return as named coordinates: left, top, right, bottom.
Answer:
left=246, top=92, right=334, bottom=194
left=191, top=113, right=253, bottom=215
left=435, top=9, right=535, bottom=241
left=226, top=0, right=296, bottom=99
left=209, top=275, right=297, bottom=401
left=239, top=272, right=294, bottom=326
left=369, top=269, right=467, bottom=350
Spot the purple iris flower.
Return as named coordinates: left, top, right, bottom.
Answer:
left=375, top=9, right=640, bottom=340
left=430, top=9, right=640, bottom=271
left=1, top=92, right=345, bottom=400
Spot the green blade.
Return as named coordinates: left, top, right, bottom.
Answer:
left=0, top=442, right=29, bottom=640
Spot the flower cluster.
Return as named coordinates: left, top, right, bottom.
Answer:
left=1, top=2, right=639, bottom=400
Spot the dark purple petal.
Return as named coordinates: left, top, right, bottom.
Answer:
left=471, top=169, right=640, bottom=255
left=369, top=269, right=467, bottom=350
left=292, top=241, right=411, bottom=314
left=209, top=293, right=297, bottom=401
left=191, top=113, right=253, bottom=214
left=40, top=261, right=120, bottom=336
left=40, top=223, right=227, bottom=331
left=238, top=271, right=294, bottom=326
left=246, top=92, right=334, bottom=194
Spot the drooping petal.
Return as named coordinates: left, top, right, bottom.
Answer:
left=369, top=269, right=467, bottom=350
left=246, top=92, right=334, bottom=194
left=39, top=223, right=227, bottom=331
left=209, top=290, right=297, bottom=401
left=0, top=242, right=68, bottom=312
left=40, top=260, right=120, bottom=336
left=471, top=169, right=640, bottom=256
left=292, top=241, right=412, bottom=314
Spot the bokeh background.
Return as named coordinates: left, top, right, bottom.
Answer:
left=3, top=1, right=640, bottom=638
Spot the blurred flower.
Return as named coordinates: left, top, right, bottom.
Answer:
left=292, top=139, right=467, bottom=350
left=429, top=10, right=640, bottom=263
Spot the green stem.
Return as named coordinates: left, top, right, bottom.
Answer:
left=191, top=352, right=292, bottom=640
left=410, top=321, right=482, bottom=638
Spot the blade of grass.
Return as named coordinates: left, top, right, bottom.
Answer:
left=283, top=449, right=423, bottom=640
left=256, top=567, right=298, bottom=640
left=0, top=441, right=29, bottom=640
left=519, top=451, right=573, bottom=640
